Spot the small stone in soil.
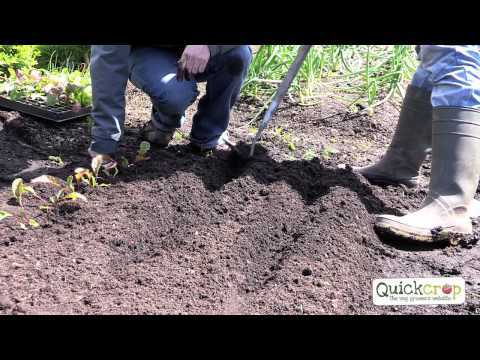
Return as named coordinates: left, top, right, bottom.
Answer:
left=0, top=295, right=13, bottom=310
left=302, top=268, right=313, bottom=276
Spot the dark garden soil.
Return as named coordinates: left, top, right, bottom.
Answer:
left=1, top=84, right=479, bottom=315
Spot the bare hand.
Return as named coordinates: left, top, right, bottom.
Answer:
left=177, top=45, right=210, bottom=80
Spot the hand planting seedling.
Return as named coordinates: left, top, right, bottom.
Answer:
left=135, top=141, right=151, bottom=162
left=91, top=154, right=119, bottom=178
left=75, top=167, right=98, bottom=188
left=75, top=164, right=113, bottom=189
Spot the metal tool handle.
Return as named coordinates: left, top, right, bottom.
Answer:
left=250, top=45, right=312, bottom=156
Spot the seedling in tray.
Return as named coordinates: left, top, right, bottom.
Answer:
left=0, top=68, right=92, bottom=121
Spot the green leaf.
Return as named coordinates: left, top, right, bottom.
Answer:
left=48, top=155, right=64, bottom=166
left=29, top=219, right=40, bottom=228
left=139, top=141, right=151, bottom=156
left=56, top=189, right=65, bottom=200
left=66, top=176, right=74, bottom=192
left=24, top=186, right=37, bottom=196
left=46, top=94, right=58, bottom=106
left=0, top=210, right=13, bottom=221
left=64, top=192, right=87, bottom=202
left=120, top=156, right=129, bottom=168
left=12, top=178, right=24, bottom=200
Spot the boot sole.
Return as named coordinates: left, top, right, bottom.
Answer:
left=374, top=217, right=471, bottom=243
left=357, top=172, right=418, bottom=188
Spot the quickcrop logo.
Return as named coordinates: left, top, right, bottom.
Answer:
left=373, top=278, right=465, bottom=305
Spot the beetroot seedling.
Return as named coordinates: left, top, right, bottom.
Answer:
left=75, top=167, right=98, bottom=188
left=31, top=174, right=87, bottom=214
left=29, top=218, right=40, bottom=228
left=135, top=141, right=151, bottom=162
left=91, top=155, right=118, bottom=178
left=48, top=155, right=64, bottom=166
left=0, top=210, right=13, bottom=221
left=120, top=156, right=130, bottom=169
left=12, top=178, right=37, bottom=207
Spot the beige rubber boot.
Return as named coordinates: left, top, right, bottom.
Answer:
left=354, top=85, right=432, bottom=188
left=375, top=108, right=480, bottom=243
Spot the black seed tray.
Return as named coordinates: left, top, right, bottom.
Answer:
left=0, top=95, right=91, bottom=122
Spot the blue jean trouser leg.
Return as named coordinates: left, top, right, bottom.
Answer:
left=89, top=45, right=131, bottom=155
left=411, top=45, right=480, bottom=109
left=190, top=45, right=252, bottom=149
left=129, top=47, right=199, bottom=133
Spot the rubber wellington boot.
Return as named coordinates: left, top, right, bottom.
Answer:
left=374, top=108, right=480, bottom=243
left=354, top=85, right=432, bottom=188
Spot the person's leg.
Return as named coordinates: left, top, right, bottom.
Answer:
left=189, top=46, right=252, bottom=150
left=354, top=46, right=434, bottom=187
left=375, top=45, right=480, bottom=242
left=129, top=47, right=199, bottom=146
left=89, top=45, right=131, bottom=156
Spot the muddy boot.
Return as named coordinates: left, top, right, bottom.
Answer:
left=354, top=85, right=432, bottom=188
left=140, top=122, right=174, bottom=148
left=375, top=108, right=480, bottom=243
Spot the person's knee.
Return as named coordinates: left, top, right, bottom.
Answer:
left=222, top=46, right=252, bottom=77
left=151, top=83, right=199, bottom=116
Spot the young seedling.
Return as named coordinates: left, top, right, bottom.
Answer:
left=28, top=219, right=40, bottom=228
left=135, top=141, right=151, bottom=162
left=321, top=145, right=339, bottom=160
left=4, top=203, right=40, bottom=230
left=91, top=154, right=119, bottom=178
left=0, top=210, right=13, bottom=221
left=7, top=178, right=45, bottom=229
left=12, top=178, right=37, bottom=207
left=31, top=174, right=87, bottom=213
left=48, top=155, right=64, bottom=166
left=273, top=127, right=297, bottom=152
left=74, top=167, right=98, bottom=188
left=74, top=166, right=112, bottom=189
left=120, top=156, right=130, bottom=169
left=303, top=148, right=318, bottom=161
left=173, top=130, right=185, bottom=142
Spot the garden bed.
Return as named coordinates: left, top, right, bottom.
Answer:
left=0, top=84, right=479, bottom=314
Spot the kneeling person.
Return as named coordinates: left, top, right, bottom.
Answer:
left=88, top=45, right=252, bottom=161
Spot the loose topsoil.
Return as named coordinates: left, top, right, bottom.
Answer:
left=1, top=84, right=479, bottom=315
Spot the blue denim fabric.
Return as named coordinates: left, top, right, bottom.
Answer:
left=89, top=45, right=131, bottom=155
left=411, top=45, right=480, bottom=109
left=129, top=46, right=252, bottom=149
